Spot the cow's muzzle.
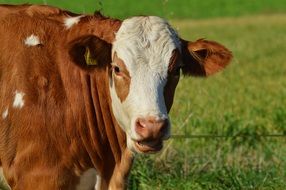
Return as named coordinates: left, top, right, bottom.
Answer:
left=134, top=117, right=169, bottom=153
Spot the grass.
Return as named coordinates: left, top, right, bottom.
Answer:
left=0, top=0, right=286, bottom=19
left=129, top=14, right=286, bottom=189
left=0, top=1, right=286, bottom=189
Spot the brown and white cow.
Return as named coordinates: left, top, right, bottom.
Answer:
left=0, top=4, right=232, bottom=190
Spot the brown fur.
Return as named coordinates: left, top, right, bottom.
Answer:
left=112, top=53, right=131, bottom=102
left=181, top=39, right=232, bottom=76
left=165, top=50, right=180, bottom=112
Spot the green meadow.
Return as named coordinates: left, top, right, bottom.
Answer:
left=1, top=0, right=286, bottom=19
left=1, top=1, right=286, bottom=189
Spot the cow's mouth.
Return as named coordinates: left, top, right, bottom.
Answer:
left=135, top=140, right=163, bottom=153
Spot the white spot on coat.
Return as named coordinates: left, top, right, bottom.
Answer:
left=13, top=91, right=25, bottom=108
left=64, top=16, right=83, bottom=29
left=24, top=34, right=41, bottom=46
left=2, top=108, right=8, bottom=119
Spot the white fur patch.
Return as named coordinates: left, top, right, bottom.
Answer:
left=95, top=175, right=102, bottom=190
left=13, top=91, right=25, bottom=108
left=24, top=34, right=41, bottom=46
left=110, top=16, right=180, bottom=146
left=76, top=168, right=97, bottom=190
left=2, top=108, right=8, bottom=119
left=64, top=16, right=83, bottom=29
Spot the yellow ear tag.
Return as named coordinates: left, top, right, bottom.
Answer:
left=84, top=47, right=98, bottom=65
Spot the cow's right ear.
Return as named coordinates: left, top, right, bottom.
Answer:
left=68, top=35, right=112, bottom=70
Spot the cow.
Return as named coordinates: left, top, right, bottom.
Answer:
left=0, top=4, right=232, bottom=190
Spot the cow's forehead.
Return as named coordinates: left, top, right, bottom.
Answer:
left=112, top=16, right=181, bottom=74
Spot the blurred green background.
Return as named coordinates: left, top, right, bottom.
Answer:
left=1, top=1, right=286, bottom=190
left=0, top=0, right=286, bottom=19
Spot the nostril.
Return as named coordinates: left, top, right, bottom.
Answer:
left=135, top=117, right=170, bottom=139
left=163, top=120, right=171, bottom=139
left=160, top=120, right=168, bottom=132
left=135, top=118, right=147, bottom=136
left=157, top=119, right=169, bottom=136
left=138, top=119, right=147, bottom=128
left=136, top=118, right=146, bottom=129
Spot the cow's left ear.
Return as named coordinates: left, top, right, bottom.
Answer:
left=68, top=35, right=111, bottom=70
left=181, top=39, right=232, bottom=77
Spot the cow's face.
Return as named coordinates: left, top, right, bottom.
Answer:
left=110, top=16, right=180, bottom=153
left=109, top=16, right=232, bottom=154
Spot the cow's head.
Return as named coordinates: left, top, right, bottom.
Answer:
left=68, top=15, right=232, bottom=154
left=109, top=16, right=232, bottom=153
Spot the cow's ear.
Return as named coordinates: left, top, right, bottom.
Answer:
left=68, top=35, right=111, bottom=70
left=181, top=39, right=232, bottom=77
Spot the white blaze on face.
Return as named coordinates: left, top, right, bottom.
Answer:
left=110, top=16, right=181, bottom=147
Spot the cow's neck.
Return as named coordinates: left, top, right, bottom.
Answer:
left=77, top=67, right=134, bottom=187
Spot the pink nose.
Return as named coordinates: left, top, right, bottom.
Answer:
left=135, top=117, right=169, bottom=140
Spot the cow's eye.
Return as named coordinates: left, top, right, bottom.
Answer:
left=113, top=65, right=121, bottom=74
